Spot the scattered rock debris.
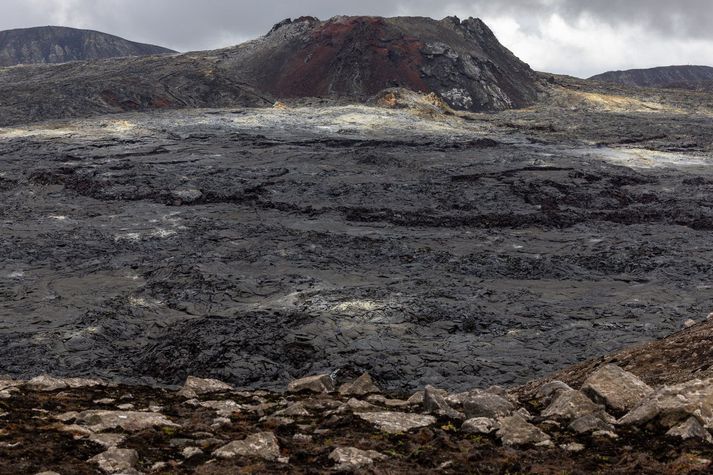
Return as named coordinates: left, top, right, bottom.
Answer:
left=0, top=368, right=712, bottom=474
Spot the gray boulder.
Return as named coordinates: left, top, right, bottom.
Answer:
left=338, top=373, right=380, bottom=396
left=667, top=417, right=713, bottom=443
left=462, top=417, right=498, bottom=434
left=88, top=433, right=127, bottom=449
left=357, top=411, right=436, bottom=434
left=496, top=415, right=552, bottom=447
left=75, top=410, right=179, bottom=432
left=424, top=385, right=464, bottom=419
left=329, top=447, right=386, bottom=471
left=535, top=381, right=573, bottom=405
left=199, top=400, right=245, bottom=417
left=287, top=374, right=335, bottom=393
left=214, top=432, right=281, bottom=461
left=569, top=413, right=615, bottom=434
left=274, top=402, right=312, bottom=417
left=445, top=389, right=479, bottom=408
left=581, top=365, right=653, bottom=413
left=178, top=376, right=233, bottom=398
left=88, top=448, right=139, bottom=474
left=541, top=390, right=605, bottom=421
left=619, top=378, right=713, bottom=429
left=337, top=398, right=381, bottom=414
left=463, top=393, right=514, bottom=419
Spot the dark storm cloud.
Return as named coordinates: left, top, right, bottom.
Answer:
left=1, top=1, right=712, bottom=77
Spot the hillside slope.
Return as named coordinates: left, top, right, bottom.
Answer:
left=0, top=26, right=175, bottom=67
left=590, top=65, right=713, bottom=90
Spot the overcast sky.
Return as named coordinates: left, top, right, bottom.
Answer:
left=2, top=0, right=712, bottom=78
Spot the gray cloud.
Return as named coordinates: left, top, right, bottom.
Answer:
left=1, top=1, right=712, bottom=77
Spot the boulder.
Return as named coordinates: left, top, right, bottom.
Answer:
left=666, top=417, right=713, bottom=443
left=26, top=375, right=104, bottom=391
left=357, top=411, right=436, bottom=434
left=274, top=402, right=312, bottom=417
left=581, top=365, right=653, bottom=413
left=178, top=376, right=233, bottom=398
left=569, top=413, right=615, bottom=434
left=561, top=442, right=585, bottom=452
left=338, top=373, right=380, bottom=396
left=287, top=374, right=335, bottom=393
left=329, top=447, right=386, bottom=471
left=75, top=410, right=179, bottom=432
left=619, top=378, right=713, bottom=429
left=445, top=389, right=485, bottom=408
left=462, top=417, right=498, bottom=434
left=463, top=393, right=514, bottom=419
left=88, top=448, right=139, bottom=474
left=496, top=415, right=552, bottom=447
left=337, top=398, right=381, bottom=414
left=535, top=381, right=573, bottom=405
left=406, top=391, right=425, bottom=405
left=0, top=379, right=22, bottom=391
left=182, top=447, right=204, bottom=458
left=424, top=385, right=464, bottom=419
left=88, top=433, right=127, bottom=449
left=26, top=375, right=68, bottom=392
left=214, top=432, right=280, bottom=461
left=199, top=400, right=244, bottom=417
left=541, top=390, right=604, bottom=421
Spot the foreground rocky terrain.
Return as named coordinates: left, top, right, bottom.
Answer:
left=3, top=326, right=713, bottom=475
left=0, top=26, right=175, bottom=67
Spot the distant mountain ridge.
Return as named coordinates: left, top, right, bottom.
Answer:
left=589, top=65, right=713, bottom=90
left=0, top=26, right=176, bottom=67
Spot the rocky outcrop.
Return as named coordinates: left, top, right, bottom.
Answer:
left=0, top=26, right=174, bottom=67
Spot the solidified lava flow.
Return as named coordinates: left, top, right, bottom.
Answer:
left=1, top=75, right=713, bottom=392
